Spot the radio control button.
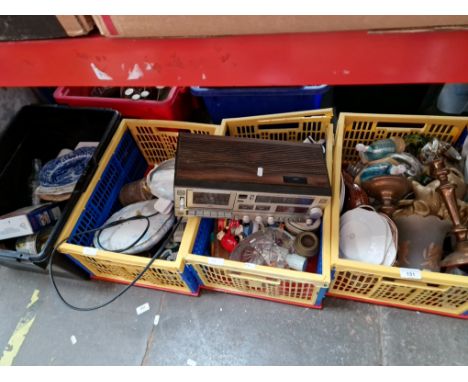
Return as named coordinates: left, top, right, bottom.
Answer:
left=309, top=207, right=323, bottom=220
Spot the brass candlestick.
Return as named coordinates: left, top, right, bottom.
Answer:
left=431, top=158, right=468, bottom=268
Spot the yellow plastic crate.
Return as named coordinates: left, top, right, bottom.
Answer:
left=223, top=107, right=333, bottom=141
left=57, top=119, right=225, bottom=295
left=181, top=109, right=334, bottom=308
left=329, top=113, right=468, bottom=318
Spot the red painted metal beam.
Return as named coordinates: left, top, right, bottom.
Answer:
left=0, top=30, right=467, bottom=87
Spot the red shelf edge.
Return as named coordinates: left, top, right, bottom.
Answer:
left=0, top=30, right=468, bottom=86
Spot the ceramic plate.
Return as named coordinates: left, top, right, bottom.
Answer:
left=39, top=147, right=95, bottom=187
left=382, top=240, right=397, bottom=266
left=94, top=200, right=175, bottom=254
left=340, top=208, right=387, bottom=264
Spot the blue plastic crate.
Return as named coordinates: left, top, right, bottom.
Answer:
left=191, top=86, right=329, bottom=124
left=192, top=218, right=215, bottom=256
left=67, top=130, right=147, bottom=272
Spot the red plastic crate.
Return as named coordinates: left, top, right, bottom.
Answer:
left=54, top=87, right=193, bottom=120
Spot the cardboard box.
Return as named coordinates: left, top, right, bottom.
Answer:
left=0, top=204, right=61, bottom=240
left=92, top=15, right=468, bottom=38
left=0, top=16, right=94, bottom=41
left=56, top=16, right=95, bottom=37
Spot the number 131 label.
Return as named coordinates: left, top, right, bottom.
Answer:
left=400, top=268, right=422, bottom=280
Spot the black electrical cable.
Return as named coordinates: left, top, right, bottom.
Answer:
left=49, top=215, right=182, bottom=312
left=95, top=212, right=159, bottom=253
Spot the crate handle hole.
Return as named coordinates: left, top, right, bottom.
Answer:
left=155, top=127, right=183, bottom=133
left=258, top=122, right=300, bottom=130
left=376, top=122, right=425, bottom=129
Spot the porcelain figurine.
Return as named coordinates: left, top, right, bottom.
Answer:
left=412, top=167, right=467, bottom=216
left=419, top=138, right=462, bottom=164
left=411, top=180, right=442, bottom=215
left=393, top=200, right=431, bottom=219
left=356, top=137, right=406, bottom=163
left=388, top=152, right=424, bottom=179
left=394, top=197, right=468, bottom=226
left=354, top=161, right=406, bottom=185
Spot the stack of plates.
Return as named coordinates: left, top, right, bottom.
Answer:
left=339, top=207, right=397, bottom=266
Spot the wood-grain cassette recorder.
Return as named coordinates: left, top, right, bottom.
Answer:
left=174, top=134, right=331, bottom=224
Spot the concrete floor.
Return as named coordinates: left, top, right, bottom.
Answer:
left=0, top=264, right=467, bottom=366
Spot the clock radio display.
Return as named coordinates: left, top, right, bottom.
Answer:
left=193, top=192, right=231, bottom=206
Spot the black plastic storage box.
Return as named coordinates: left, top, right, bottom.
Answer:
left=0, top=105, right=120, bottom=276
